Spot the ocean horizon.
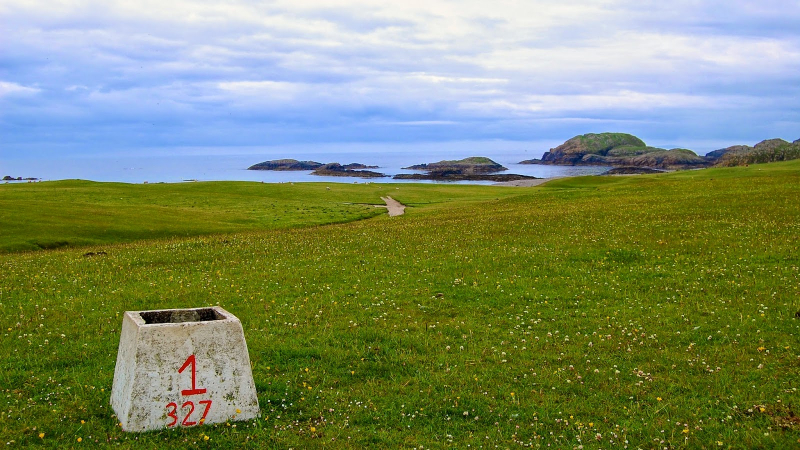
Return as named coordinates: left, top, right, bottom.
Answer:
left=2, top=141, right=612, bottom=185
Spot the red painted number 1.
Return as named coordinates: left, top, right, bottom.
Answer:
left=179, top=354, right=207, bottom=396
left=166, top=355, right=212, bottom=427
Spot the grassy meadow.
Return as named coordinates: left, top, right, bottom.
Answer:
left=1, top=162, right=799, bottom=448
left=0, top=180, right=520, bottom=253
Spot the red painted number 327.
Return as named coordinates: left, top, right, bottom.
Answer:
left=166, top=399, right=212, bottom=427
left=166, top=355, right=213, bottom=427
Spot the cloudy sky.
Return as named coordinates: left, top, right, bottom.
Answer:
left=2, top=0, right=799, bottom=159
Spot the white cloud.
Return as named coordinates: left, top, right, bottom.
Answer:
left=379, top=120, right=458, bottom=126
left=407, top=73, right=508, bottom=85
left=460, top=90, right=729, bottom=116
left=1, top=0, right=798, bottom=148
left=0, top=81, right=40, bottom=96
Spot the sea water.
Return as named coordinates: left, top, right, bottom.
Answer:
left=1, top=141, right=610, bottom=184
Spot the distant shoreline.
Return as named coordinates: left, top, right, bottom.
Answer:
left=493, top=178, right=558, bottom=187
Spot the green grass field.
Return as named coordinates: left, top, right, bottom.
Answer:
left=1, top=162, right=799, bottom=448
left=0, top=180, right=521, bottom=253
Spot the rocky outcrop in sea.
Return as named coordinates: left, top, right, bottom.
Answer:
left=395, top=156, right=534, bottom=181
left=519, top=133, right=708, bottom=170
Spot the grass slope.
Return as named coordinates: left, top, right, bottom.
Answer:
left=0, top=180, right=521, bottom=253
left=1, top=161, right=799, bottom=448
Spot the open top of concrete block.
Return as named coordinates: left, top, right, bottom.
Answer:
left=136, top=307, right=229, bottom=325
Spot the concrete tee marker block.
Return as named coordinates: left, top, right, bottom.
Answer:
left=111, top=307, right=259, bottom=432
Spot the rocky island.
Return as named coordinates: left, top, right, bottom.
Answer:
left=403, top=156, right=507, bottom=173
left=248, top=159, right=323, bottom=171
left=248, top=159, right=386, bottom=178
left=3, top=176, right=40, bottom=181
left=311, top=163, right=387, bottom=178
left=395, top=157, right=537, bottom=182
left=521, top=133, right=800, bottom=171
left=706, top=138, right=800, bottom=167
left=520, top=133, right=708, bottom=170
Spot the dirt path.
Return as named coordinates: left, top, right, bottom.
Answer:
left=378, top=196, right=406, bottom=216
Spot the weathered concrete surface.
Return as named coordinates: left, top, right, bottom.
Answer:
left=111, top=307, right=259, bottom=432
